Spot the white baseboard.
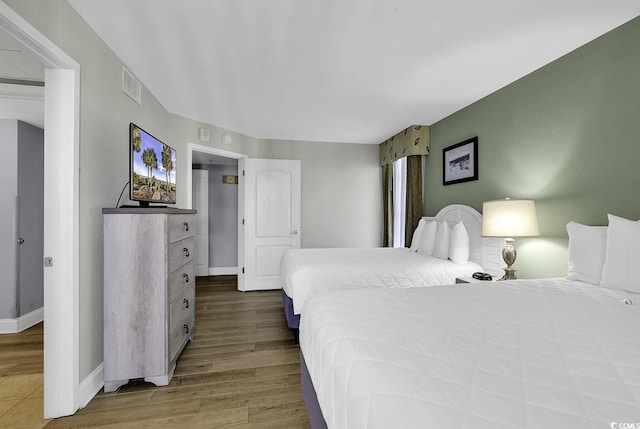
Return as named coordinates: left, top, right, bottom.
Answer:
left=0, top=307, right=44, bottom=334
left=79, top=363, right=103, bottom=409
left=208, top=267, right=238, bottom=276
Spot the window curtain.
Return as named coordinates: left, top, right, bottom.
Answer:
left=380, top=125, right=430, bottom=165
left=382, top=163, right=393, bottom=247
left=380, top=125, right=429, bottom=248
left=404, top=155, right=423, bottom=246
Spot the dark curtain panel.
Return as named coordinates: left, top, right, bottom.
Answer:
left=404, top=155, right=423, bottom=246
left=382, top=163, right=393, bottom=247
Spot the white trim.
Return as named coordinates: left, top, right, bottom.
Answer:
left=0, top=319, right=19, bottom=333
left=44, top=68, right=80, bottom=418
left=0, top=82, right=44, bottom=101
left=208, top=267, right=238, bottom=276
left=0, top=2, right=81, bottom=419
left=185, top=142, right=246, bottom=209
left=0, top=306, right=43, bottom=333
left=186, top=143, right=246, bottom=290
left=78, top=363, right=104, bottom=410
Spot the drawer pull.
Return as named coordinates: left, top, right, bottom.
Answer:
left=183, top=248, right=190, bottom=257
left=183, top=324, right=190, bottom=335
left=183, top=298, right=190, bottom=309
left=183, top=273, right=190, bottom=283
left=183, top=222, right=189, bottom=232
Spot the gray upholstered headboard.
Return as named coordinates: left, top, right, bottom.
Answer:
left=423, top=204, right=504, bottom=276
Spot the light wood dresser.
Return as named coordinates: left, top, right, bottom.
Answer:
left=102, top=208, right=197, bottom=392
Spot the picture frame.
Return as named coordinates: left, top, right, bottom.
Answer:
left=443, top=137, right=478, bottom=185
left=222, top=175, right=238, bottom=184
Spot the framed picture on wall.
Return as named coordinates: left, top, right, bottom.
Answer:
left=443, top=137, right=478, bottom=185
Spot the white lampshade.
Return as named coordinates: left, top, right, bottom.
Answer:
left=482, top=199, right=540, bottom=238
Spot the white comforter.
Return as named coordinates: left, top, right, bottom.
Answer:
left=300, top=278, right=640, bottom=429
left=282, top=247, right=483, bottom=314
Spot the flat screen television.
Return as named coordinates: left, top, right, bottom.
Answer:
left=129, top=123, right=177, bottom=206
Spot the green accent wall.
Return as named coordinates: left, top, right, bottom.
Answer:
left=425, top=16, right=640, bottom=279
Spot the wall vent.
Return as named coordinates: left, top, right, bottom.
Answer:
left=122, top=67, right=141, bottom=105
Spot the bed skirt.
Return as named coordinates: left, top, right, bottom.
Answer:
left=282, top=289, right=300, bottom=329
left=300, top=351, right=328, bottom=429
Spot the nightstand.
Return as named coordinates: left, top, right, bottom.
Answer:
left=455, top=276, right=499, bottom=284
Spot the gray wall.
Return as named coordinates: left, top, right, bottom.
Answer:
left=208, top=165, right=239, bottom=268
left=193, top=142, right=383, bottom=269
left=168, top=116, right=383, bottom=249
left=0, top=119, right=44, bottom=319
left=193, top=164, right=239, bottom=269
left=425, top=16, right=640, bottom=279
left=17, top=121, right=44, bottom=316
left=257, top=139, right=382, bottom=248
left=6, top=0, right=382, bottom=381
left=6, top=0, right=180, bottom=378
left=0, top=120, right=18, bottom=318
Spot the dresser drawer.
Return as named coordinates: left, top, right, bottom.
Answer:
left=168, top=214, right=195, bottom=243
left=169, top=284, right=195, bottom=363
left=168, top=260, right=194, bottom=303
left=168, top=237, right=195, bottom=272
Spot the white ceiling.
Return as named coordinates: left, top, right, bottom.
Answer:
left=0, top=24, right=45, bottom=128
left=0, top=28, right=44, bottom=83
left=192, top=151, right=238, bottom=166
left=65, top=0, right=640, bottom=144
left=25, top=1, right=638, bottom=144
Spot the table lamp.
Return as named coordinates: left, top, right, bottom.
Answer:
left=482, top=198, right=540, bottom=280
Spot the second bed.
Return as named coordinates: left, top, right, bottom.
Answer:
left=281, top=204, right=503, bottom=330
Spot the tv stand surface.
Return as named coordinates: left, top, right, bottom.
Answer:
left=118, top=204, right=167, bottom=208
left=104, top=207, right=196, bottom=215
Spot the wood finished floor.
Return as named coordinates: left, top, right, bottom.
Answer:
left=0, top=321, right=45, bottom=429
left=0, top=275, right=310, bottom=428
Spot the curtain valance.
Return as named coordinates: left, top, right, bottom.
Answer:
left=380, top=125, right=430, bottom=166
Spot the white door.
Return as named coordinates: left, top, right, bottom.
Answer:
left=239, top=158, right=301, bottom=291
left=192, top=169, right=209, bottom=276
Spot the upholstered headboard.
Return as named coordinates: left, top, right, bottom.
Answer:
left=424, top=204, right=504, bottom=276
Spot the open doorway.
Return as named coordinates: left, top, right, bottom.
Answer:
left=187, top=143, right=245, bottom=278
left=0, top=86, right=44, bottom=332
left=0, top=4, right=81, bottom=418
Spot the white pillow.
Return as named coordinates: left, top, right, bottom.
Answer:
left=566, top=222, right=607, bottom=285
left=432, top=221, right=450, bottom=259
left=449, top=221, right=470, bottom=264
left=409, top=219, right=426, bottom=252
left=417, top=221, right=438, bottom=255
left=600, top=214, right=640, bottom=293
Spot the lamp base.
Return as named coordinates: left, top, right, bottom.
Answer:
left=499, top=238, right=518, bottom=281
left=499, top=268, right=517, bottom=281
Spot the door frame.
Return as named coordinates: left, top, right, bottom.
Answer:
left=0, top=3, right=81, bottom=418
left=186, top=142, right=247, bottom=276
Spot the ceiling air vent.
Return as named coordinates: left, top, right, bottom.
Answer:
left=122, top=66, right=141, bottom=105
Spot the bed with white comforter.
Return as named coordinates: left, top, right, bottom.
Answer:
left=283, top=247, right=483, bottom=315
left=300, top=278, right=640, bottom=428
left=282, top=204, right=504, bottom=330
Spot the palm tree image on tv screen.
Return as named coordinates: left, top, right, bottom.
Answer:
left=131, top=125, right=177, bottom=204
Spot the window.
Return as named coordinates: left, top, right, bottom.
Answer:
left=392, top=157, right=407, bottom=248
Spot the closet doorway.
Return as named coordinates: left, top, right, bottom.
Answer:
left=187, top=144, right=245, bottom=277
